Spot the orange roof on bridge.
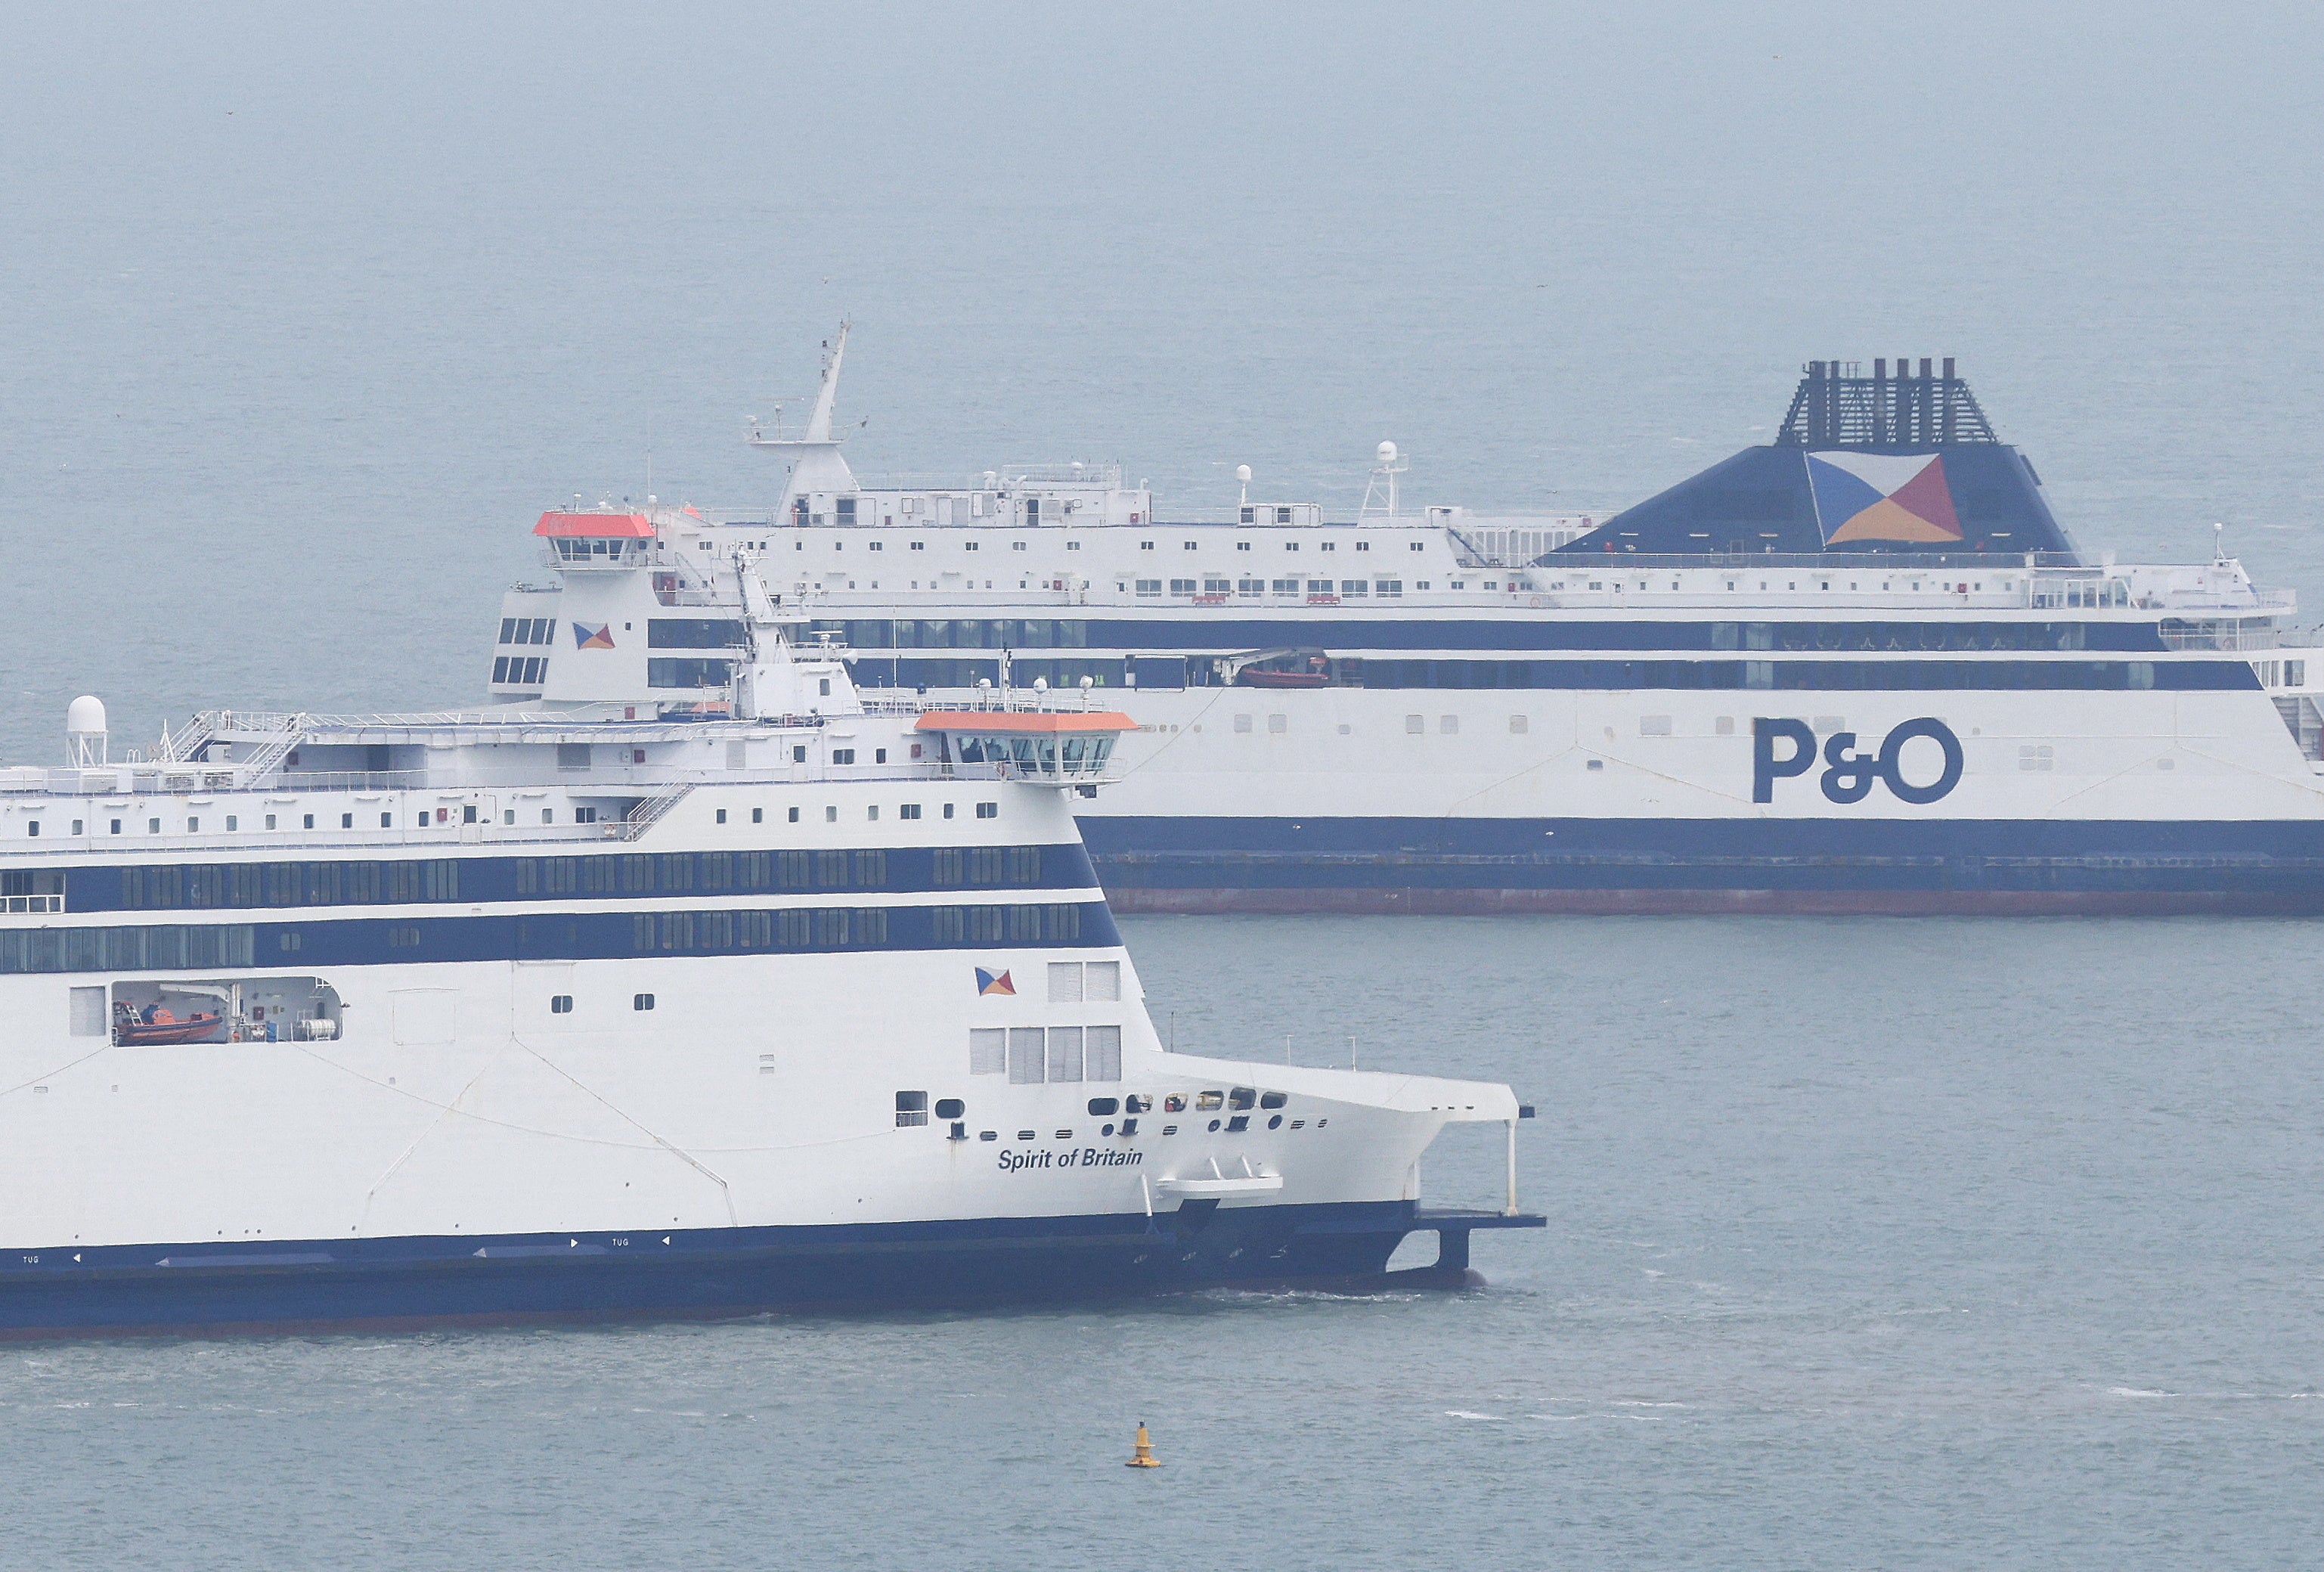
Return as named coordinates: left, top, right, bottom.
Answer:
left=534, top=511, right=655, bottom=538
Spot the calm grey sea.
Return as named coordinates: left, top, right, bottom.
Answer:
left=2, top=3, right=2321, bottom=1567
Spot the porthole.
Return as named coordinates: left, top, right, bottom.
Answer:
left=1267, top=1114, right=1283, bottom=1129
left=1207, top=1118, right=1221, bottom=1132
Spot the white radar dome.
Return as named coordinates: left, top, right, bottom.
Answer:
left=1235, top=464, right=1251, bottom=483
left=66, top=696, right=106, bottom=735
left=1377, top=441, right=1399, bottom=464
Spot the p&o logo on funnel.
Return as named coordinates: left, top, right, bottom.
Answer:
left=1805, top=451, right=1963, bottom=546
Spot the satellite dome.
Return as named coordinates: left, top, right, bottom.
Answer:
left=66, top=696, right=106, bottom=735
left=1377, top=441, right=1399, bottom=464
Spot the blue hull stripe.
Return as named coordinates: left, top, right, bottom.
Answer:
left=0, top=1203, right=1443, bottom=1338
left=1084, top=817, right=2324, bottom=903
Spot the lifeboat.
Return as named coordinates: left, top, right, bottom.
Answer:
left=113, top=1009, right=228, bottom=1046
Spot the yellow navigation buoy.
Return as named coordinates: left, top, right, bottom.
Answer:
left=1125, top=1422, right=1162, bottom=1468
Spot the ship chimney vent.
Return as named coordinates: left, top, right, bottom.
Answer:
left=1777, top=358, right=1997, bottom=448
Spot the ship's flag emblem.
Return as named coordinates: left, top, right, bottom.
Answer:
left=572, top=622, right=616, bottom=650
left=1805, top=451, right=1963, bottom=545
left=976, top=968, right=1015, bottom=996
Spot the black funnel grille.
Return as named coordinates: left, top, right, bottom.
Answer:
left=1778, top=358, right=1996, bottom=448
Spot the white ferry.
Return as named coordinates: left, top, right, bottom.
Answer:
left=0, top=588, right=1537, bottom=1338
left=491, top=328, right=2324, bottom=913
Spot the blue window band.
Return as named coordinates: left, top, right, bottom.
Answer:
left=66, top=844, right=1094, bottom=916
left=0, top=901, right=1116, bottom=975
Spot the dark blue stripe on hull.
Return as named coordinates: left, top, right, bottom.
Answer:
left=0, top=1202, right=1531, bottom=1340
left=1085, top=817, right=2324, bottom=914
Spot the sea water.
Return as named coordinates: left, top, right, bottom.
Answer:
left=2, top=5, right=2320, bottom=1566
left=2, top=915, right=2320, bottom=1570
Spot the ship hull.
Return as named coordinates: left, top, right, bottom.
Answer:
left=0, top=1201, right=1481, bottom=1340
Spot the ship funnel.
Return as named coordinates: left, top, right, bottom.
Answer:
left=66, top=695, right=107, bottom=767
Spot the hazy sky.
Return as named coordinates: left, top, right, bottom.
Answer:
left=0, top=2, right=2316, bottom=745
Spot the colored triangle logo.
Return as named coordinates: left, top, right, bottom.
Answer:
left=1805, top=451, right=1963, bottom=545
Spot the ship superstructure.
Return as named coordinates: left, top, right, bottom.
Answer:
left=0, top=597, right=1537, bottom=1338
left=485, top=333, right=2324, bottom=913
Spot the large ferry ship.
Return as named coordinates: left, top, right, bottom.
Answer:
left=487, top=329, right=2324, bottom=914
left=0, top=586, right=1537, bottom=1338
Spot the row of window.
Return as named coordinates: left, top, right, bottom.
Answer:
left=67, top=846, right=1074, bottom=914
left=818, top=619, right=1092, bottom=650
left=1349, top=659, right=2242, bottom=692
left=516, top=849, right=894, bottom=896
left=647, top=619, right=747, bottom=649
left=0, top=901, right=1111, bottom=973
left=1135, top=579, right=1405, bottom=600
left=635, top=907, right=891, bottom=950
left=847, top=658, right=1134, bottom=690
left=839, top=654, right=2250, bottom=694
left=545, top=992, right=658, bottom=1013
left=497, top=618, right=557, bottom=646
left=492, top=656, right=548, bottom=687
left=122, top=860, right=463, bottom=911
left=968, top=1026, right=1125, bottom=1084
left=648, top=657, right=730, bottom=689
left=823, top=619, right=2170, bottom=655
left=1709, top=621, right=2106, bottom=653
left=1141, top=538, right=1380, bottom=552
left=931, top=904, right=1083, bottom=943
left=0, top=925, right=257, bottom=975
left=1045, top=959, right=1121, bottom=1002
left=23, top=808, right=514, bottom=841
left=550, top=537, right=643, bottom=561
